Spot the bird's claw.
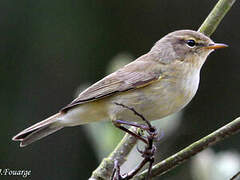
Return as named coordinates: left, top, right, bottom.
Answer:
left=112, top=103, right=162, bottom=180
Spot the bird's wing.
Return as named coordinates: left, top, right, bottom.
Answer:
left=61, top=57, right=162, bottom=112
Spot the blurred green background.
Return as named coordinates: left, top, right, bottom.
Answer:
left=1, top=0, right=240, bottom=179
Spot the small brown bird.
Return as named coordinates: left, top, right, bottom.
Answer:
left=12, top=30, right=227, bottom=147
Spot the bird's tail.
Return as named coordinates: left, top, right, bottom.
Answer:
left=12, top=113, right=63, bottom=147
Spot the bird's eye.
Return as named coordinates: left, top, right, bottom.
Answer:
left=186, top=39, right=196, bottom=47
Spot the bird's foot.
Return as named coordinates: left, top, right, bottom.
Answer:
left=111, top=102, right=159, bottom=180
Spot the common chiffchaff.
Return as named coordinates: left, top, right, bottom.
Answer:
left=13, top=30, right=227, bottom=147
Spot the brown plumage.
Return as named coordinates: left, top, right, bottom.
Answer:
left=12, top=30, right=227, bottom=147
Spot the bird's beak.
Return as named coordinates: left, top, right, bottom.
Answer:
left=205, top=43, right=228, bottom=50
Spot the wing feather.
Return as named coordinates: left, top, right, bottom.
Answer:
left=61, top=56, right=162, bottom=112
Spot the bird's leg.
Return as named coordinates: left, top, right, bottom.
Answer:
left=113, top=102, right=158, bottom=144
left=113, top=120, right=148, bottom=144
left=111, top=160, right=123, bottom=180
left=112, top=142, right=156, bottom=180
left=112, top=102, right=159, bottom=180
left=114, top=102, right=154, bottom=131
left=112, top=157, right=150, bottom=180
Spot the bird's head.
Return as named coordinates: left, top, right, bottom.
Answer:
left=150, top=30, right=227, bottom=69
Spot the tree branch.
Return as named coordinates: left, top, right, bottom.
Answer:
left=230, top=170, right=240, bottom=180
left=89, top=0, right=236, bottom=179
left=133, top=117, right=240, bottom=179
left=89, top=127, right=137, bottom=180
left=198, top=0, right=236, bottom=36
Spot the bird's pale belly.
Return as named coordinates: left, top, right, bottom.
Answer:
left=108, top=76, right=199, bottom=122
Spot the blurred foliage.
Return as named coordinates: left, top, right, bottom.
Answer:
left=1, top=0, right=239, bottom=179
left=191, top=149, right=240, bottom=180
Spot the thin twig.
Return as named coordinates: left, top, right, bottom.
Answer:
left=230, top=171, right=240, bottom=180
left=133, top=117, right=240, bottom=179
